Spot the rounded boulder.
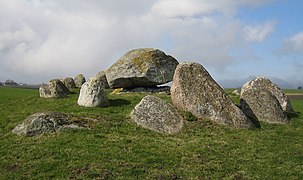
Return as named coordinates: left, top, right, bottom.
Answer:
left=106, top=48, right=179, bottom=88
left=130, top=95, right=183, bottom=134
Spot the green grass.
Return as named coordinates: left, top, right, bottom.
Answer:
left=1, top=86, right=303, bottom=179
left=284, top=89, right=303, bottom=94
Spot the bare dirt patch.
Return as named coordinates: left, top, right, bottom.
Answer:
left=287, top=95, right=303, bottom=100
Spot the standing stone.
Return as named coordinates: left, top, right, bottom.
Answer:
left=241, top=77, right=293, bottom=112
left=232, top=89, right=240, bottom=96
left=12, top=112, right=89, bottom=136
left=63, top=77, right=76, bottom=89
left=130, top=95, right=183, bottom=134
left=39, top=79, right=70, bottom=98
left=106, top=48, right=179, bottom=88
left=171, top=62, right=257, bottom=129
left=74, top=74, right=86, bottom=88
left=240, top=77, right=290, bottom=124
left=77, top=77, right=109, bottom=107
left=95, top=70, right=110, bottom=89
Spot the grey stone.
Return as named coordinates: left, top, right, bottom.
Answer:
left=39, top=79, right=70, bottom=98
left=74, top=74, right=86, bottom=88
left=241, top=77, right=293, bottom=112
left=240, top=77, right=290, bottom=124
left=63, top=77, right=76, bottom=89
left=171, top=62, right=257, bottom=129
left=232, top=89, right=240, bottom=96
left=77, top=76, right=109, bottom=107
left=12, top=112, right=89, bottom=136
left=130, top=95, right=183, bottom=134
left=106, top=48, right=179, bottom=88
left=95, top=70, right=110, bottom=89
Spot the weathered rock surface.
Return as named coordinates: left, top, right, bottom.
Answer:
left=130, top=95, right=183, bottom=134
left=241, top=77, right=293, bottom=112
left=240, top=77, right=290, bottom=124
left=95, top=70, right=110, bottom=89
left=74, top=74, right=86, bottom=88
left=171, top=62, right=257, bottom=129
left=77, top=77, right=109, bottom=107
left=63, top=77, right=76, bottom=89
left=12, top=112, right=89, bottom=136
left=106, top=48, right=179, bottom=88
left=39, top=79, right=70, bottom=98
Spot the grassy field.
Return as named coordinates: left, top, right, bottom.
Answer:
left=1, top=87, right=303, bottom=179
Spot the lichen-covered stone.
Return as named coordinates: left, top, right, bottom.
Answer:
left=240, top=77, right=290, bottom=124
left=12, top=112, right=89, bottom=136
left=171, top=62, right=257, bottom=129
left=39, top=79, right=70, bottom=98
left=130, top=95, right=183, bottom=134
left=74, top=74, right=86, bottom=88
left=241, top=77, right=293, bottom=112
left=63, top=77, right=76, bottom=89
left=232, top=89, right=240, bottom=96
left=106, top=48, right=179, bottom=88
left=95, top=70, right=110, bottom=89
left=77, top=77, right=109, bottom=107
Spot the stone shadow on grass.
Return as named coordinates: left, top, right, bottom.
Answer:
left=239, top=99, right=261, bottom=128
left=109, top=99, right=131, bottom=107
left=286, top=111, right=300, bottom=119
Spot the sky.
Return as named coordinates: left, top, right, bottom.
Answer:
left=0, top=0, right=302, bottom=88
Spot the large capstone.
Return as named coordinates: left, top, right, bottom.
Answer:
left=12, top=112, right=89, bottom=136
left=241, top=77, right=293, bottom=112
left=106, top=48, right=179, bottom=88
left=77, top=77, right=109, bottom=107
left=240, top=77, right=290, bottom=124
left=63, top=77, right=76, bottom=89
left=74, top=74, right=86, bottom=88
left=171, top=62, right=257, bottom=129
left=39, top=79, right=70, bottom=98
left=130, top=95, right=184, bottom=134
left=95, top=70, right=110, bottom=89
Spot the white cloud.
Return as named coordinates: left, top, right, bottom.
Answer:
left=151, top=0, right=273, bottom=18
left=282, top=31, right=303, bottom=53
left=243, top=21, right=276, bottom=42
left=0, top=0, right=274, bottom=83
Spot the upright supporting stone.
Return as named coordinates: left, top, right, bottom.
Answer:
left=240, top=77, right=290, bottom=124
left=77, top=77, right=109, bottom=107
left=171, top=62, right=257, bottom=129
